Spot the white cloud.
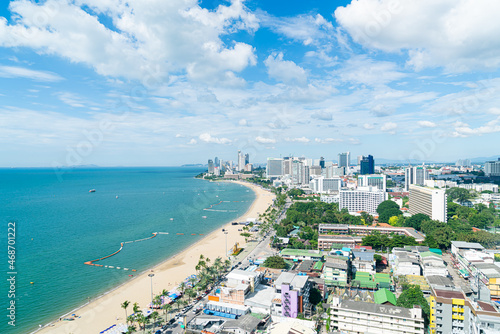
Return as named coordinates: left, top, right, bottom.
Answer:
left=0, top=65, right=63, bottom=81
left=57, top=92, right=86, bottom=108
left=335, top=0, right=500, bottom=72
left=0, top=0, right=257, bottom=84
left=311, top=111, right=332, bottom=121
left=259, top=13, right=333, bottom=46
left=417, top=120, right=437, bottom=128
left=381, top=122, right=398, bottom=134
left=264, top=52, right=307, bottom=86
left=187, top=138, right=197, bottom=145
left=314, top=137, right=343, bottom=143
left=255, top=136, right=276, bottom=144
left=348, top=138, right=361, bottom=145
left=199, top=133, right=232, bottom=144
left=363, top=123, right=374, bottom=130
left=451, top=117, right=500, bottom=137
left=285, top=137, right=310, bottom=143
left=337, top=56, right=406, bottom=86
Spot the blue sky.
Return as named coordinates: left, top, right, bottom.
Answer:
left=1, top=0, right=500, bottom=167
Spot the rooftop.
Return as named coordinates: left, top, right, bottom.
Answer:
left=337, top=300, right=418, bottom=319
left=434, top=289, right=465, bottom=299
left=280, top=249, right=322, bottom=257
left=451, top=241, right=485, bottom=250
left=223, top=314, right=261, bottom=332
left=275, top=272, right=309, bottom=290
left=426, top=275, right=454, bottom=288
left=374, top=288, right=397, bottom=306
left=474, top=263, right=500, bottom=279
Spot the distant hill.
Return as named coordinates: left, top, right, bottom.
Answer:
left=470, top=155, right=500, bottom=163
left=181, top=164, right=204, bottom=167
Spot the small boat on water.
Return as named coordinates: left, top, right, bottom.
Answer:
left=170, top=218, right=174, bottom=221
left=116, top=195, right=119, bottom=199
left=89, top=189, right=96, bottom=193
left=202, top=216, right=207, bottom=219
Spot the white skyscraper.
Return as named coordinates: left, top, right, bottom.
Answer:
left=405, top=166, right=430, bottom=191
left=339, top=186, right=386, bottom=215
left=266, top=158, right=284, bottom=178
left=338, top=152, right=350, bottom=168
left=409, top=185, right=447, bottom=222
left=237, top=150, right=245, bottom=172
left=358, top=174, right=387, bottom=192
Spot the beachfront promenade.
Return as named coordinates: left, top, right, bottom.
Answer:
left=35, top=181, right=275, bottom=334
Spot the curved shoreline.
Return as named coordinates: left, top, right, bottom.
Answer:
left=34, top=180, right=274, bottom=334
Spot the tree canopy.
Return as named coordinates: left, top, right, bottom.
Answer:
left=397, top=285, right=430, bottom=328
left=263, top=255, right=287, bottom=269
left=376, top=200, right=402, bottom=224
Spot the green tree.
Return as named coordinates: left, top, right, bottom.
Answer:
left=263, top=255, right=287, bottom=269
left=309, top=287, right=323, bottom=305
left=446, top=187, right=472, bottom=203
left=397, top=285, right=430, bottom=328
left=121, top=300, right=130, bottom=325
left=404, top=213, right=429, bottom=231
left=376, top=200, right=402, bottom=224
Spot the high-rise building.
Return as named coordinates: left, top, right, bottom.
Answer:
left=319, top=157, right=325, bottom=169
left=455, top=159, right=471, bottom=167
left=357, top=155, right=363, bottom=165
left=409, top=185, right=447, bottom=222
left=358, top=174, right=386, bottom=192
left=338, top=152, right=350, bottom=168
left=405, top=166, right=430, bottom=191
left=207, top=159, right=214, bottom=174
left=283, top=157, right=292, bottom=175
left=310, top=177, right=343, bottom=194
left=485, top=158, right=500, bottom=177
left=266, top=158, right=283, bottom=178
left=214, top=157, right=220, bottom=168
left=327, top=165, right=346, bottom=177
left=244, top=153, right=249, bottom=165
left=339, top=186, right=386, bottom=215
left=237, top=150, right=246, bottom=171
left=291, top=160, right=305, bottom=185
left=309, top=166, right=322, bottom=176
left=360, top=155, right=375, bottom=175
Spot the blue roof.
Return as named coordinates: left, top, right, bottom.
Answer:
left=353, top=251, right=374, bottom=261
left=342, top=247, right=351, bottom=252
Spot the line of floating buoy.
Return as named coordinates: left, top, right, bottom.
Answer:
left=84, top=233, right=158, bottom=270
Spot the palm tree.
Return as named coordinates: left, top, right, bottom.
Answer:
left=135, top=313, right=146, bottom=333
left=186, top=288, right=197, bottom=303
left=121, top=300, right=130, bottom=325
left=189, top=276, right=198, bottom=290
left=179, top=281, right=187, bottom=297
left=162, top=303, right=172, bottom=323
left=152, top=295, right=162, bottom=310
left=133, top=302, right=140, bottom=314
left=151, top=311, right=159, bottom=331
left=127, top=315, right=137, bottom=331
left=224, top=259, right=231, bottom=272
left=131, top=302, right=140, bottom=329
left=125, top=323, right=137, bottom=334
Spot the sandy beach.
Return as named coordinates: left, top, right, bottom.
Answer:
left=36, top=180, right=275, bottom=334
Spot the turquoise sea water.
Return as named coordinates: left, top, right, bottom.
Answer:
left=0, top=167, right=255, bottom=334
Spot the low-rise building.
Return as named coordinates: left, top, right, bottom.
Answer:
left=272, top=272, right=311, bottom=318
left=321, top=260, right=349, bottom=287
left=318, top=224, right=425, bottom=242
left=330, top=296, right=425, bottom=334
left=279, top=249, right=323, bottom=262
left=352, top=250, right=375, bottom=275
